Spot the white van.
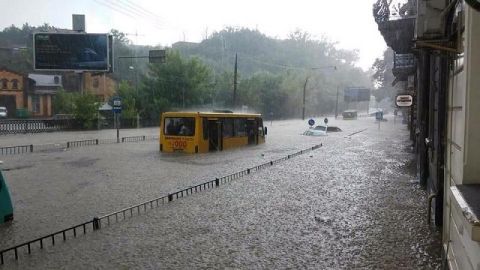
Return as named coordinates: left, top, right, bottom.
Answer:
left=0, top=107, right=7, bottom=118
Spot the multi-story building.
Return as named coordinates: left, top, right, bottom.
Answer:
left=374, top=1, right=480, bottom=269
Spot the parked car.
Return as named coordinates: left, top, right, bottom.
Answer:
left=0, top=107, right=7, bottom=119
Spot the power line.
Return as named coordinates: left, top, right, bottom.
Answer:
left=120, top=0, right=165, bottom=25
left=94, top=0, right=164, bottom=31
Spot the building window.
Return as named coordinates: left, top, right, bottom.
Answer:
left=93, top=78, right=99, bottom=88
left=1, top=79, right=7, bottom=89
left=32, top=95, right=41, bottom=113
left=12, top=79, right=18, bottom=89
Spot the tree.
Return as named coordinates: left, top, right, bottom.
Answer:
left=117, top=81, right=139, bottom=119
left=72, top=92, right=99, bottom=129
left=371, top=48, right=395, bottom=103
left=53, top=89, right=75, bottom=114
left=138, top=50, right=213, bottom=121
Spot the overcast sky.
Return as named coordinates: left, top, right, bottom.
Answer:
left=0, top=0, right=387, bottom=70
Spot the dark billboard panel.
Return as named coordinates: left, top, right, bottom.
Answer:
left=34, top=33, right=109, bottom=71
left=344, top=88, right=371, bottom=102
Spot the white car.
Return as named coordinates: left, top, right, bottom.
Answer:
left=303, top=125, right=327, bottom=136
left=0, top=107, right=7, bottom=119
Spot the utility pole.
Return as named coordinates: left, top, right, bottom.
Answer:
left=233, top=53, right=238, bottom=108
left=302, top=76, right=309, bottom=120
left=335, top=86, right=339, bottom=119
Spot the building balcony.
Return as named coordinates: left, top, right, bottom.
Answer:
left=392, top=53, right=416, bottom=77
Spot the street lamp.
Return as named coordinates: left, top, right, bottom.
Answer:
left=302, top=66, right=337, bottom=120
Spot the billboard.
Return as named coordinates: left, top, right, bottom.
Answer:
left=344, top=88, right=371, bottom=103
left=34, top=33, right=110, bottom=71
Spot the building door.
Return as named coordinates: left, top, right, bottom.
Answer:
left=43, top=96, right=48, bottom=117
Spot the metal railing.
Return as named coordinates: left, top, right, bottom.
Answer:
left=0, top=135, right=159, bottom=156
left=66, top=139, right=99, bottom=148
left=0, top=143, right=322, bottom=265
left=121, top=135, right=147, bottom=143
left=0, top=145, right=33, bottom=155
left=0, top=119, right=73, bottom=135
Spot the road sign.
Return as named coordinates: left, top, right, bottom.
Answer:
left=396, top=94, right=413, bottom=107
left=113, top=97, right=122, bottom=113
left=324, top=118, right=329, bottom=125
left=149, top=50, right=166, bottom=64
left=308, top=119, right=315, bottom=126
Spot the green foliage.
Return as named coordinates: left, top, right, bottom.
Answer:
left=53, top=89, right=75, bottom=114
left=53, top=90, right=98, bottom=129
left=138, top=50, right=213, bottom=120
left=117, top=81, right=139, bottom=119
left=371, top=48, right=396, bottom=103
left=72, top=92, right=99, bottom=129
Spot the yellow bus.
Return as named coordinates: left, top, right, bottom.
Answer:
left=160, top=111, right=267, bottom=153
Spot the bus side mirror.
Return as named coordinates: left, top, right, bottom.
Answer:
left=264, top=127, right=268, bottom=135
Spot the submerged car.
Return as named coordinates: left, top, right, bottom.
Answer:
left=303, top=125, right=327, bottom=136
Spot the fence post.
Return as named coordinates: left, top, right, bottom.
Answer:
left=93, top=217, right=100, bottom=230
left=96, top=139, right=99, bottom=145
left=168, top=194, right=173, bottom=202
left=143, top=135, right=146, bottom=141
left=30, top=144, right=33, bottom=152
left=121, top=137, right=125, bottom=143
left=215, top=178, right=219, bottom=187
left=67, top=142, right=70, bottom=148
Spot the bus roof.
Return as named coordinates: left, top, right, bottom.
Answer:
left=162, top=112, right=262, bottom=118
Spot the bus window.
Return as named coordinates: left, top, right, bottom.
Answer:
left=234, top=118, right=247, bottom=136
left=223, top=118, right=234, bottom=137
left=164, top=117, right=195, bottom=136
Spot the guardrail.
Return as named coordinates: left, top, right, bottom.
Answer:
left=0, top=144, right=322, bottom=265
left=66, top=139, right=99, bottom=148
left=121, top=135, right=147, bottom=143
left=0, top=136, right=159, bottom=156
left=0, top=145, right=33, bottom=155
left=0, top=119, right=73, bottom=135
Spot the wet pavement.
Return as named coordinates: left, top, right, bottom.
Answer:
left=0, top=115, right=442, bottom=269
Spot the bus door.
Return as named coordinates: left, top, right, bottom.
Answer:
left=208, top=119, right=223, bottom=151
left=246, top=119, right=258, bottom=145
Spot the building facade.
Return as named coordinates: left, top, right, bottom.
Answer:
left=374, top=1, right=480, bottom=269
left=27, top=74, right=63, bottom=118
left=82, top=72, right=117, bottom=102
left=0, top=68, right=26, bottom=117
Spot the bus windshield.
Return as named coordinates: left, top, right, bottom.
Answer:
left=164, top=117, right=195, bottom=136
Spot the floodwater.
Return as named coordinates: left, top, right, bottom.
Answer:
left=0, top=115, right=442, bottom=269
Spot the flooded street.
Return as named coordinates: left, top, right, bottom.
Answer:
left=0, top=115, right=442, bottom=269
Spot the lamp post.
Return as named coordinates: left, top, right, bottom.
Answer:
left=302, top=66, right=337, bottom=120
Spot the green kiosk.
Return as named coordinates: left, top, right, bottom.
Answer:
left=0, top=162, right=13, bottom=223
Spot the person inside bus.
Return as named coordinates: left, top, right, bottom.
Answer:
left=179, top=124, right=191, bottom=136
